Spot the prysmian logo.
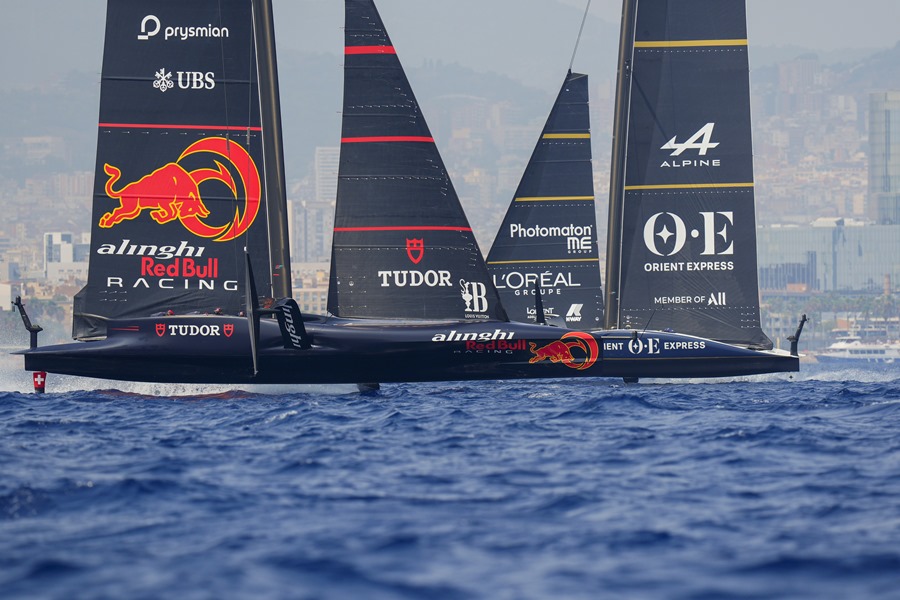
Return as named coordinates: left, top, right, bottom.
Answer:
left=138, top=15, right=161, bottom=40
left=660, top=123, right=721, bottom=168
left=138, top=15, right=230, bottom=41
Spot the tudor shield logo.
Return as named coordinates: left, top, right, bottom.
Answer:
left=406, top=238, right=424, bottom=264
left=223, top=323, right=234, bottom=337
left=156, top=323, right=166, bottom=337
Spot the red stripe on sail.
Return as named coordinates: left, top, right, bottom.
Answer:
left=334, top=226, right=472, bottom=232
left=99, top=123, right=263, bottom=131
left=341, top=136, right=434, bottom=143
left=345, top=45, right=397, bottom=55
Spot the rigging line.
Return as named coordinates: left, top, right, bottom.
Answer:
left=568, top=0, right=592, bottom=72
left=218, top=0, right=244, bottom=292
left=640, top=310, right=656, bottom=338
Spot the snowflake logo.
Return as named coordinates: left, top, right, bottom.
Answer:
left=153, top=68, right=174, bottom=93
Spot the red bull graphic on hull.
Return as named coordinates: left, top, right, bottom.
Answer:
left=529, top=331, right=599, bottom=370
left=100, top=137, right=260, bottom=241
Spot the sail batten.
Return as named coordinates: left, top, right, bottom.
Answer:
left=634, top=39, right=748, bottom=48
left=624, top=183, right=754, bottom=190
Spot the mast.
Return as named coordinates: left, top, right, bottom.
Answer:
left=603, top=0, right=637, bottom=330
left=251, top=0, right=292, bottom=298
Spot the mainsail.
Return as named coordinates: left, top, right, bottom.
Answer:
left=605, top=0, right=772, bottom=348
left=74, top=0, right=280, bottom=338
left=487, top=71, right=604, bottom=328
left=327, top=0, right=506, bottom=322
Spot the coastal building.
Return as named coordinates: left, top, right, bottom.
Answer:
left=43, top=232, right=89, bottom=283
left=868, top=91, right=900, bottom=224
left=757, top=219, right=900, bottom=292
left=292, top=147, right=339, bottom=263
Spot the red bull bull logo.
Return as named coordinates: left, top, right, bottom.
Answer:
left=100, top=137, right=261, bottom=242
left=529, top=331, right=599, bottom=370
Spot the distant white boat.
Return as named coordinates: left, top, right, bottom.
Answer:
left=817, top=337, right=900, bottom=365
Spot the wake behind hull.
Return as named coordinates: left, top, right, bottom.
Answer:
left=19, top=317, right=798, bottom=385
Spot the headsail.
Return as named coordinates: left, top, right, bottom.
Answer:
left=328, top=0, right=506, bottom=322
left=487, top=72, right=603, bottom=328
left=605, top=0, right=772, bottom=348
left=74, top=0, right=276, bottom=338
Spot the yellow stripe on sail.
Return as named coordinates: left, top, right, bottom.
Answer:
left=514, top=196, right=594, bottom=202
left=487, top=258, right=600, bottom=265
left=542, top=133, right=591, bottom=139
left=624, top=182, right=754, bottom=191
left=634, top=39, right=748, bottom=48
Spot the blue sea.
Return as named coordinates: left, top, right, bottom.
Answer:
left=1, top=362, right=899, bottom=599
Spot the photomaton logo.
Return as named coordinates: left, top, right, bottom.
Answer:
left=100, top=137, right=261, bottom=242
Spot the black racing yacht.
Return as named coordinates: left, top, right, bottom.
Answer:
left=16, top=0, right=803, bottom=388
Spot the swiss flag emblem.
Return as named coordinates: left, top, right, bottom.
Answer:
left=406, top=238, right=424, bottom=264
left=224, top=323, right=234, bottom=338
left=155, top=323, right=166, bottom=337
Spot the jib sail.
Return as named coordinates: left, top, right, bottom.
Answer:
left=327, top=0, right=507, bottom=322
left=605, top=0, right=772, bottom=349
left=487, top=71, right=604, bottom=329
left=74, top=0, right=277, bottom=339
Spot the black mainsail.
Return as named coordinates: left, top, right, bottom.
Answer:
left=487, top=71, right=604, bottom=328
left=605, top=0, right=772, bottom=349
left=74, top=0, right=278, bottom=338
left=327, top=0, right=506, bottom=322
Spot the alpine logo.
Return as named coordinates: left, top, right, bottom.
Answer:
left=660, top=123, right=721, bottom=168
left=153, top=68, right=216, bottom=92
left=138, top=15, right=230, bottom=42
left=662, top=123, right=719, bottom=156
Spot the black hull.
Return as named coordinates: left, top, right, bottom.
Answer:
left=19, top=316, right=798, bottom=385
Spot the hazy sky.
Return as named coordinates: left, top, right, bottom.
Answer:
left=3, top=0, right=899, bottom=174
left=4, top=0, right=899, bottom=89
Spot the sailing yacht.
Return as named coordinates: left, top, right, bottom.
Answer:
left=491, top=0, right=805, bottom=354
left=15, top=0, right=802, bottom=388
